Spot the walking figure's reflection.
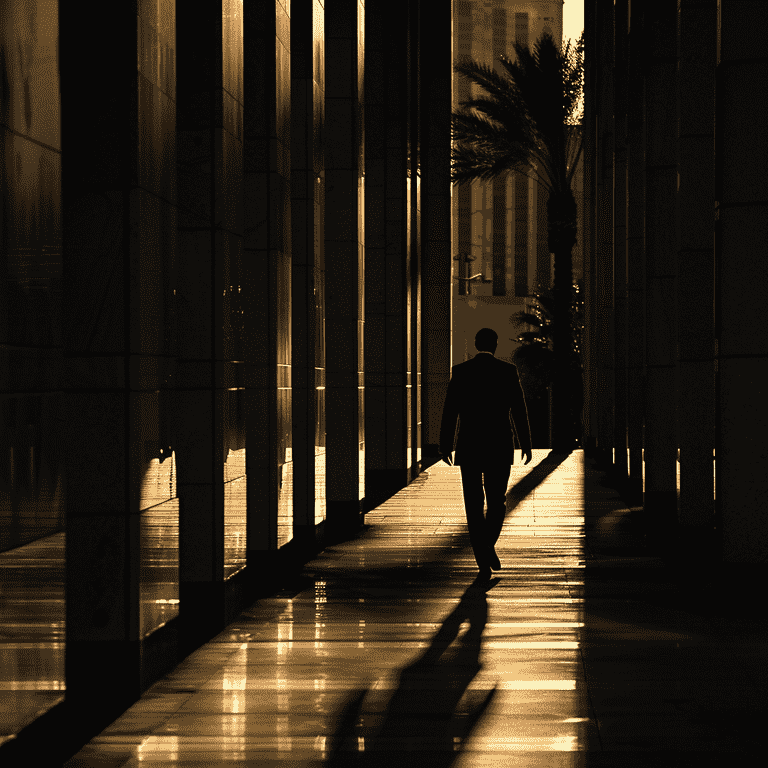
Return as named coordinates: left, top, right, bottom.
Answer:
left=327, top=577, right=500, bottom=766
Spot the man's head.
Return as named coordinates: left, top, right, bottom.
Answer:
left=475, top=327, right=498, bottom=354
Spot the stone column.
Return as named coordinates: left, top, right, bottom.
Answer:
left=63, top=0, right=179, bottom=709
left=715, top=1, right=768, bottom=563
left=365, top=0, right=420, bottom=505
left=595, top=0, right=615, bottom=467
left=244, top=1, right=293, bottom=567
left=409, top=0, right=422, bottom=477
left=291, top=0, right=326, bottom=556
left=613, top=0, right=629, bottom=482
left=643, top=4, right=678, bottom=551
left=625, top=3, right=645, bottom=501
left=176, top=0, right=245, bottom=644
left=325, top=0, right=365, bottom=537
left=421, top=0, right=452, bottom=456
left=677, top=0, right=716, bottom=562
left=582, top=0, right=598, bottom=455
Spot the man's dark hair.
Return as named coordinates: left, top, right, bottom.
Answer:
left=475, top=327, right=498, bottom=352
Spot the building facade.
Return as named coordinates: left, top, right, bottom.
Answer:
left=583, top=0, right=768, bottom=566
left=0, top=0, right=452, bottom=760
left=451, top=0, right=583, bottom=368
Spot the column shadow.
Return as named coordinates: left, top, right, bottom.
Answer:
left=323, top=578, right=501, bottom=767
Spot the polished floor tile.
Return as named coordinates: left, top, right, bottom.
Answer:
left=62, top=450, right=763, bottom=765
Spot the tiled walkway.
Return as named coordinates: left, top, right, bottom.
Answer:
left=64, top=450, right=764, bottom=766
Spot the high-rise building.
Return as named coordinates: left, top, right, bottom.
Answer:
left=452, top=1, right=582, bottom=366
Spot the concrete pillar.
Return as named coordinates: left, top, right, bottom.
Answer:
left=715, top=1, right=768, bottom=563
left=421, top=0, right=452, bottom=455
left=625, top=3, right=645, bottom=501
left=365, top=0, right=410, bottom=504
left=409, top=0, right=422, bottom=477
left=595, top=0, right=614, bottom=467
left=325, top=0, right=365, bottom=537
left=243, top=2, right=293, bottom=566
left=62, top=0, right=179, bottom=708
left=582, top=0, right=598, bottom=456
left=291, top=0, right=326, bottom=556
left=613, top=0, right=628, bottom=482
left=175, top=0, right=245, bottom=644
left=643, top=4, right=678, bottom=550
left=676, top=0, right=716, bottom=560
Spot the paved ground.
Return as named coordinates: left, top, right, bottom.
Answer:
left=63, top=449, right=764, bottom=766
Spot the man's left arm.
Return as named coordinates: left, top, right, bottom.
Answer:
left=509, top=366, right=532, bottom=460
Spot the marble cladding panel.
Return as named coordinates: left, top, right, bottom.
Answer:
left=136, top=60, right=176, bottom=200
left=138, top=0, right=176, bottom=97
left=719, top=206, right=768, bottom=357
left=139, top=496, right=179, bottom=638
left=1, top=137, right=62, bottom=349
left=213, top=228, right=241, bottom=362
left=66, top=514, right=128, bottom=642
left=64, top=189, right=125, bottom=353
left=223, top=0, right=244, bottom=115
left=217, top=128, right=244, bottom=232
left=64, top=393, right=127, bottom=516
left=177, top=130, right=213, bottom=226
left=130, top=188, right=171, bottom=358
left=0, top=394, right=65, bottom=552
left=176, top=230, right=213, bottom=359
left=0, top=347, right=61, bottom=394
left=0, top=0, right=60, bottom=148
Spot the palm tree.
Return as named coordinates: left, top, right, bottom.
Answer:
left=452, top=30, right=584, bottom=451
left=510, top=280, right=585, bottom=446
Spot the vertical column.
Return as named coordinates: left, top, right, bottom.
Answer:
left=595, top=0, right=614, bottom=467
left=677, top=0, right=716, bottom=560
left=244, top=2, right=293, bottom=564
left=63, top=0, right=178, bottom=706
left=325, top=0, right=365, bottom=536
left=583, top=0, right=598, bottom=455
left=625, top=2, right=645, bottom=501
left=715, top=1, right=768, bottom=563
left=455, top=0, right=472, bottom=307
left=291, top=0, right=326, bottom=554
left=410, top=0, right=422, bottom=475
left=176, top=0, right=244, bottom=640
left=643, top=4, right=678, bottom=550
left=421, top=0, right=452, bottom=454
left=613, top=0, right=628, bottom=481
left=364, top=0, right=410, bottom=504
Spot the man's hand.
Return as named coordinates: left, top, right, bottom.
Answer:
left=523, top=449, right=532, bottom=465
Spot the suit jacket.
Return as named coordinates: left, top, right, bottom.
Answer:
left=439, top=353, right=532, bottom=466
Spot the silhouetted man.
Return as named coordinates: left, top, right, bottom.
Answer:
left=439, top=328, right=533, bottom=579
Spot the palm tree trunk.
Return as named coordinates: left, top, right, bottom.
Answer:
left=547, top=188, right=579, bottom=452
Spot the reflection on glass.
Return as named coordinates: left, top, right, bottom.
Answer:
left=277, top=447, right=294, bottom=549
left=315, top=371, right=326, bottom=525
left=224, top=448, right=246, bottom=580
left=139, top=483, right=179, bottom=638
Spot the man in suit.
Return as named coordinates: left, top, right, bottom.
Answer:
left=439, top=328, right=533, bottom=579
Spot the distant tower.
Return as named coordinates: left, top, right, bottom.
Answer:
left=453, top=1, right=565, bottom=302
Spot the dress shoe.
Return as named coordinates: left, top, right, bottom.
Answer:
left=489, top=547, right=501, bottom=571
